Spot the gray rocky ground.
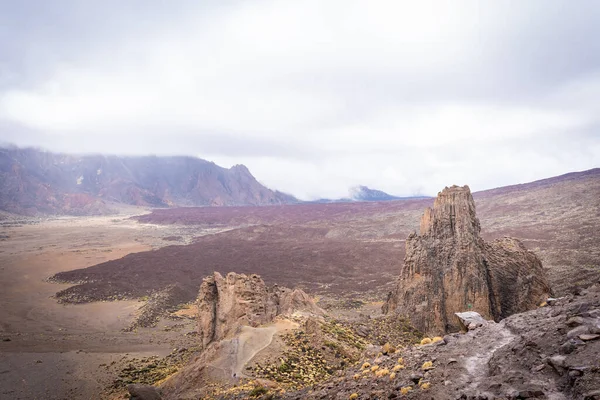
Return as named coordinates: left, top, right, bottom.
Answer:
left=267, top=285, right=599, bottom=400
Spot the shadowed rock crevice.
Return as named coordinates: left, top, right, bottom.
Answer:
left=482, top=258, right=500, bottom=321
left=383, top=185, right=552, bottom=335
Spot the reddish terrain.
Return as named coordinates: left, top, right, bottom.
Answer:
left=53, top=168, right=600, bottom=305
left=53, top=224, right=404, bottom=303
left=0, top=146, right=295, bottom=215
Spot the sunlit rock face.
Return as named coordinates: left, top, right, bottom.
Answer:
left=197, top=272, right=324, bottom=349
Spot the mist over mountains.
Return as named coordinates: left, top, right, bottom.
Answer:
left=0, top=146, right=296, bottom=215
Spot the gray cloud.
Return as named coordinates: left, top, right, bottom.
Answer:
left=0, top=0, right=599, bottom=199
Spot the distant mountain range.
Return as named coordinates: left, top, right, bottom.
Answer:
left=312, top=185, right=431, bottom=204
left=0, top=146, right=296, bottom=215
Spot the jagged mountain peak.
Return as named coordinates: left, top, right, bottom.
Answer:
left=229, top=164, right=251, bottom=174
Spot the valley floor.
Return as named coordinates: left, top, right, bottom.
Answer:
left=0, top=215, right=202, bottom=400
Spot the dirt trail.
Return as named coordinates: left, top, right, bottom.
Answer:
left=234, top=320, right=298, bottom=376
left=206, top=319, right=299, bottom=379
left=463, top=323, right=515, bottom=392
left=233, top=325, right=278, bottom=376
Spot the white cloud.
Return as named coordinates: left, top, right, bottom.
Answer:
left=0, top=0, right=599, bottom=200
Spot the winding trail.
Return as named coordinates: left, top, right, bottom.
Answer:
left=207, top=319, right=299, bottom=379
left=234, top=319, right=299, bottom=376
left=232, top=325, right=278, bottom=376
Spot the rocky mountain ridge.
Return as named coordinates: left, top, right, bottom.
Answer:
left=0, top=146, right=296, bottom=215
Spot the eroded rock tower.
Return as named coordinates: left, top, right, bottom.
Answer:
left=383, top=185, right=551, bottom=335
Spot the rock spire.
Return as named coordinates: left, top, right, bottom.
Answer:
left=383, top=185, right=551, bottom=335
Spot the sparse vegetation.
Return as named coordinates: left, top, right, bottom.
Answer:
left=420, top=337, right=432, bottom=345
left=249, top=385, right=269, bottom=397
left=400, top=386, right=413, bottom=395
left=421, top=360, right=433, bottom=370
left=113, top=345, right=201, bottom=389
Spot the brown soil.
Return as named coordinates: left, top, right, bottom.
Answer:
left=0, top=215, right=201, bottom=400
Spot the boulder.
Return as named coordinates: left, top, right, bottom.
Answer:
left=383, top=185, right=552, bottom=335
left=455, top=312, right=488, bottom=331
left=127, top=384, right=162, bottom=400
left=197, top=272, right=324, bottom=348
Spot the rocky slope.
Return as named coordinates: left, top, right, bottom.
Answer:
left=158, top=283, right=599, bottom=400
left=274, top=284, right=600, bottom=400
left=472, top=168, right=600, bottom=296
left=0, top=146, right=295, bottom=215
left=383, top=185, right=551, bottom=335
left=157, top=272, right=325, bottom=399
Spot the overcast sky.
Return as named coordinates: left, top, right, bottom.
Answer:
left=1, top=1, right=599, bottom=199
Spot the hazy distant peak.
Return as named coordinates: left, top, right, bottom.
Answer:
left=348, top=185, right=400, bottom=201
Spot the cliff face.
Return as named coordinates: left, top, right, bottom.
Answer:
left=0, top=147, right=296, bottom=215
left=196, top=272, right=323, bottom=349
left=484, top=237, right=552, bottom=319
left=383, top=185, right=551, bottom=335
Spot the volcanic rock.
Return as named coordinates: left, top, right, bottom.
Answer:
left=125, top=283, right=189, bottom=331
left=579, top=334, right=600, bottom=341
left=255, top=284, right=599, bottom=400
left=127, top=383, right=162, bottom=400
left=383, top=185, right=551, bottom=335
left=455, top=312, right=488, bottom=331
left=196, top=272, right=324, bottom=348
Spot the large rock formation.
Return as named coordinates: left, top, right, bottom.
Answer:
left=383, top=185, right=551, bottom=335
left=197, top=272, right=324, bottom=349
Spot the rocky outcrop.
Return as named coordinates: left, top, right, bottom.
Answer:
left=127, top=384, right=162, bottom=400
left=383, top=185, right=551, bottom=335
left=197, top=272, right=324, bottom=349
left=455, top=311, right=488, bottom=331
left=484, top=237, right=551, bottom=319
